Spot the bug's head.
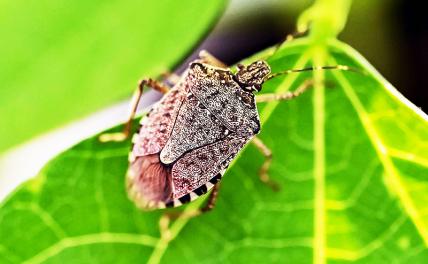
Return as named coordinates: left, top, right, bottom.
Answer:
left=235, top=60, right=271, bottom=93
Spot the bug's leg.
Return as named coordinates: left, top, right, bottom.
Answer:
left=199, top=50, right=228, bottom=68
left=177, top=183, right=222, bottom=217
left=251, top=136, right=280, bottom=191
left=99, top=79, right=170, bottom=142
left=159, top=214, right=173, bottom=242
left=285, top=29, right=308, bottom=42
left=158, top=183, right=221, bottom=236
left=173, top=183, right=222, bottom=217
left=163, top=184, right=221, bottom=220
left=199, top=182, right=221, bottom=213
left=270, top=29, right=309, bottom=56
left=160, top=72, right=181, bottom=86
left=256, top=79, right=314, bottom=103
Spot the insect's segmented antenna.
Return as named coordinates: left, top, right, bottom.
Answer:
left=265, top=65, right=365, bottom=81
left=258, top=28, right=366, bottom=80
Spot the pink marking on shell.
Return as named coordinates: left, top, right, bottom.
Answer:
left=127, top=154, right=173, bottom=208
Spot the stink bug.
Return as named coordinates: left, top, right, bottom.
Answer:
left=100, top=50, right=352, bottom=215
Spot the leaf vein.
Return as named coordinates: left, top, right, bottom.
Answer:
left=332, top=62, right=428, bottom=245
left=23, top=232, right=159, bottom=264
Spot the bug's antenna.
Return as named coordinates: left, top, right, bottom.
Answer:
left=265, top=65, right=366, bottom=81
left=254, top=27, right=366, bottom=80
left=261, top=28, right=309, bottom=61
left=271, top=31, right=307, bottom=56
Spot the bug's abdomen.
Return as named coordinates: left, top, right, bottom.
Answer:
left=171, top=135, right=247, bottom=198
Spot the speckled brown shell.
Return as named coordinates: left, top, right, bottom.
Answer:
left=127, top=62, right=260, bottom=210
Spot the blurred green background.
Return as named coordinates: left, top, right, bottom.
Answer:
left=1, top=0, right=427, bottom=263
left=196, top=0, right=427, bottom=108
left=0, top=0, right=225, bottom=153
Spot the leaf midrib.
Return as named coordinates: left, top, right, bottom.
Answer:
left=312, top=46, right=327, bottom=264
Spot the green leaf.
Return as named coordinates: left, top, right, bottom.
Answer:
left=1, top=37, right=428, bottom=263
left=0, top=0, right=226, bottom=153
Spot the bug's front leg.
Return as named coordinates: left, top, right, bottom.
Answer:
left=99, top=78, right=170, bottom=142
left=256, top=79, right=314, bottom=103
left=251, top=137, right=280, bottom=191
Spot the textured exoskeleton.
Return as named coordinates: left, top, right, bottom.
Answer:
left=127, top=59, right=272, bottom=209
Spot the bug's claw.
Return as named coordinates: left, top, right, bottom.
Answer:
left=159, top=214, right=172, bottom=242
left=259, top=171, right=281, bottom=192
left=98, top=132, right=128, bottom=142
left=266, top=180, right=281, bottom=192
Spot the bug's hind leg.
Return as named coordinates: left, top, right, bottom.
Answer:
left=159, top=214, right=173, bottom=242
left=269, top=29, right=309, bottom=57
left=99, top=78, right=170, bottom=142
left=159, top=183, right=221, bottom=237
left=161, top=72, right=181, bottom=86
left=199, top=182, right=221, bottom=213
left=251, top=137, right=280, bottom=191
left=182, top=183, right=221, bottom=216
left=198, top=50, right=228, bottom=68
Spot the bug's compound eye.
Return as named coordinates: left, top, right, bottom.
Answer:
left=235, top=60, right=271, bottom=92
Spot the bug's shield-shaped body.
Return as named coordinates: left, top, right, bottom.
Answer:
left=127, top=62, right=261, bottom=209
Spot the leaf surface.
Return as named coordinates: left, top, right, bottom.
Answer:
left=1, top=38, right=428, bottom=263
